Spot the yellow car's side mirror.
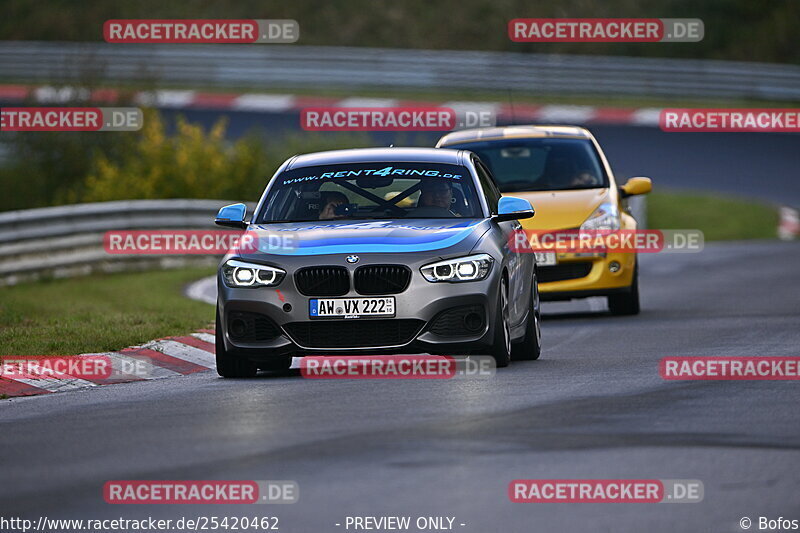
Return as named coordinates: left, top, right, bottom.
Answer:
left=620, top=177, right=652, bottom=197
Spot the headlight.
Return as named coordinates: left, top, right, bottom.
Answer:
left=420, top=253, right=493, bottom=283
left=580, top=202, right=620, bottom=231
left=222, top=259, right=285, bottom=288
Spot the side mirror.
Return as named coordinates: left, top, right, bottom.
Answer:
left=215, top=203, right=248, bottom=229
left=620, top=177, right=652, bottom=198
left=494, top=196, right=535, bottom=222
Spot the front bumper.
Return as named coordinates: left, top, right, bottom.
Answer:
left=217, top=253, right=502, bottom=359
left=539, top=251, right=636, bottom=301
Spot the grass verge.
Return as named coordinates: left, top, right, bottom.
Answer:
left=647, top=191, right=779, bottom=241
left=0, top=268, right=215, bottom=356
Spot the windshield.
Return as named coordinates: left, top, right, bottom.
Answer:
left=446, top=138, right=608, bottom=192
left=257, top=162, right=483, bottom=223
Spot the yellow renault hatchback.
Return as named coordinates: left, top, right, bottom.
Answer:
left=436, top=125, right=651, bottom=315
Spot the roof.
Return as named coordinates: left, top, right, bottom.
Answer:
left=436, top=125, right=592, bottom=147
left=287, top=147, right=464, bottom=170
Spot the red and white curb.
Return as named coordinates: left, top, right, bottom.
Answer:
left=0, top=84, right=662, bottom=127
left=0, top=330, right=217, bottom=398
left=778, top=206, right=800, bottom=240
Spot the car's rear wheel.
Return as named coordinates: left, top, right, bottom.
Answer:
left=512, top=278, right=542, bottom=361
left=490, top=277, right=512, bottom=368
left=215, top=309, right=258, bottom=378
left=608, top=264, right=640, bottom=316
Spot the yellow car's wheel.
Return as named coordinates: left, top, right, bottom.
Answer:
left=608, top=265, right=640, bottom=316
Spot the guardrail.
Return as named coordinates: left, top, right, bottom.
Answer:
left=0, top=199, right=250, bottom=286
left=0, top=197, right=647, bottom=287
left=1, top=41, right=799, bottom=101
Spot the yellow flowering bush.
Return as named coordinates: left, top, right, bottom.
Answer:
left=79, top=111, right=372, bottom=203
left=81, top=111, right=270, bottom=202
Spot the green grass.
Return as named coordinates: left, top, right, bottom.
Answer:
left=0, top=268, right=215, bottom=356
left=647, top=191, right=779, bottom=241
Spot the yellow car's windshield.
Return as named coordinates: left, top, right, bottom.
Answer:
left=449, top=138, right=609, bottom=192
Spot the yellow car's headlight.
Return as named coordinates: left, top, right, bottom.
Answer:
left=580, top=203, right=620, bottom=231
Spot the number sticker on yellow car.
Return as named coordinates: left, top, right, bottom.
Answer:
left=534, top=252, right=557, bottom=266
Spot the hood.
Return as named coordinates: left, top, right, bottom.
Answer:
left=511, top=188, right=610, bottom=230
left=238, top=219, right=488, bottom=257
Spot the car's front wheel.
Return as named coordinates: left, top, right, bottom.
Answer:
left=608, top=264, right=640, bottom=316
left=512, top=278, right=542, bottom=361
left=489, top=277, right=512, bottom=368
left=215, top=309, right=258, bottom=378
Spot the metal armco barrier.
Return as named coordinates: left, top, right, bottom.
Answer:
left=1, top=42, right=799, bottom=101
left=0, top=199, right=253, bottom=286
left=0, top=197, right=647, bottom=286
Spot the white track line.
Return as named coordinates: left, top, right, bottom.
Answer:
left=34, top=85, right=90, bottom=103
left=232, top=94, right=295, bottom=111
left=441, top=101, right=502, bottom=113
left=631, top=108, right=663, bottom=126
left=190, top=332, right=216, bottom=344
left=104, top=352, right=182, bottom=379
left=144, top=339, right=216, bottom=368
left=134, top=90, right=196, bottom=108
left=336, top=97, right=399, bottom=108
left=535, top=105, right=597, bottom=123
left=185, top=275, right=216, bottom=305
left=11, top=377, right=94, bottom=393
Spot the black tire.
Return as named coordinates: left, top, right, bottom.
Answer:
left=215, top=309, right=258, bottom=378
left=512, top=277, right=542, bottom=361
left=608, top=264, right=640, bottom=316
left=490, top=277, right=512, bottom=368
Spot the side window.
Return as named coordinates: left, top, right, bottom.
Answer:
left=474, top=158, right=501, bottom=213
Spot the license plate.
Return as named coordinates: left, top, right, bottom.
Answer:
left=309, top=297, right=395, bottom=318
left=535, top=252, right=557, bottom=266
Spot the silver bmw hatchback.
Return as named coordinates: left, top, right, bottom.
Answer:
left=214, top=147, right=541, bottom=377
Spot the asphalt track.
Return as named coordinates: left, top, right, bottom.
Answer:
left=1, top=240, right=799, bottom=532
